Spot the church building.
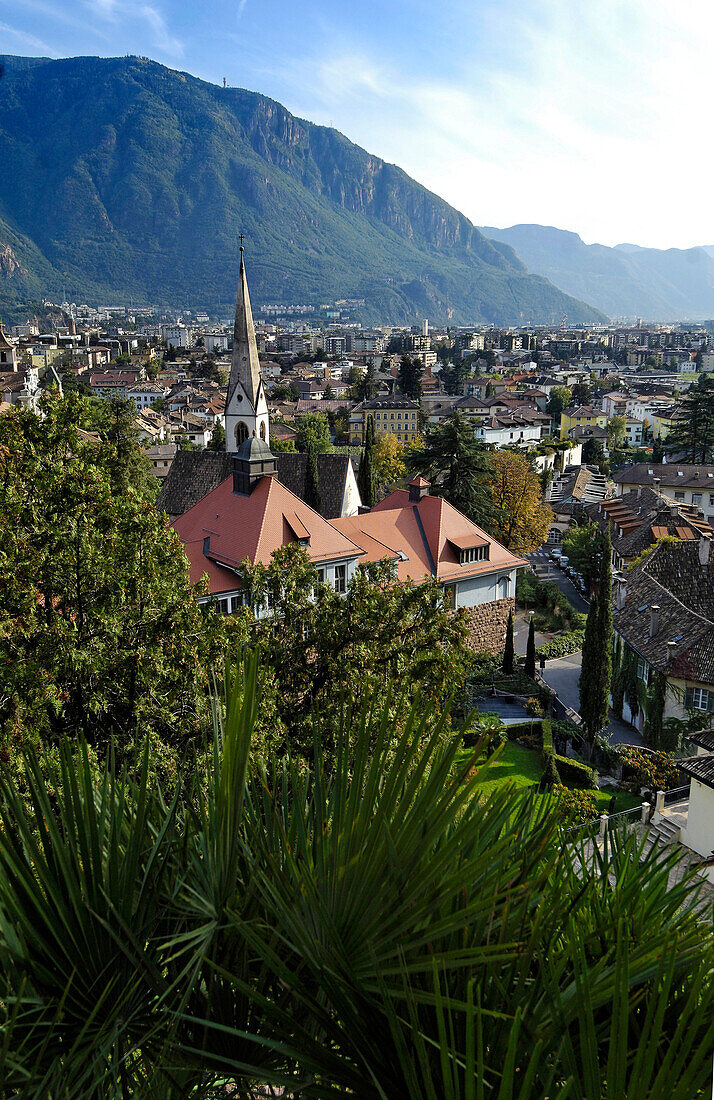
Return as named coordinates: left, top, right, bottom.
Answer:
left=166, top=244, right=526, bottom=652
left=225, top=240, right=270, bottom=450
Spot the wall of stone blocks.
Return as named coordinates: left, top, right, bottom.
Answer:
left=460, top=596, right=515, bottom=655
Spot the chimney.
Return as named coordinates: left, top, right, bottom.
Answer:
left=652, top=476, right=661, bottom=494
left=408, top=476, right=430, bottom=503
left=699, top=537, right=711, bottom=569
left=649, top=604, right=661, bottom=637
left=666, top=640, right=677, bottom=666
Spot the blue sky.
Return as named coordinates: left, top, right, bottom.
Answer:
left=1, top=0, right=710, bottom=248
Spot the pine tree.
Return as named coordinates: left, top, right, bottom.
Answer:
left=357, top=414, right=377, bottom=507
left=502, top=609, right=514, bottom=675
left=397, top=354, right=423, bottom=399
left=525, top=617, right=536, bottom=679
left=665, top=375, right=714, bottom=462
left=305, top=445, right=321, bottom=513
left=406, top=412, right=494, bottom=528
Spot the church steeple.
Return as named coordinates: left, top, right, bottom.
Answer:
left=225, top=239, right=270, bottom=452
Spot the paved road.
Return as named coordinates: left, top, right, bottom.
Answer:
left=526, top=550, right=589, bottom=613
left=540, top=650, right=643, bottom=747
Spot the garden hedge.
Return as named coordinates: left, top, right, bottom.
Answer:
left=536, top=631, right=585, bottom=661
left=553, top=753, right=597, bottom=789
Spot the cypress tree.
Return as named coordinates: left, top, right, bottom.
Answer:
left=357, top=414, right=376, bottom=507
left=305, top=445, right=321, bottom=513
left=502, top=609, right=514, bottom=675
left=594, top=524, right=613, bottom=735
left=579, top=527, right=613, bottom=741
left=525, top=616, right=536, bottom=679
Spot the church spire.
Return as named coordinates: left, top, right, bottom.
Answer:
left=225, top=238, right=270, bottom=452
left=228, top=237, right=261, bottom=409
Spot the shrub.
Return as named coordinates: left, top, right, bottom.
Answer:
left=542, top=718, right=553, bottom=754
left=505, top=720, right=544, bottom=737
left=553, top=783, right=598, bottom=824
left=525, top=697, right=544, bottom=717
left=536, top=631, right=585, bottom=660
left=540, top=751, right=560, bottom=791
left=618, top=746, right=679, bottom=793
left=553, top=753, right=598, bottom=789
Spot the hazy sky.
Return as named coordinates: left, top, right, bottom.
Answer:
left=1, top=0, right=710, bottom=248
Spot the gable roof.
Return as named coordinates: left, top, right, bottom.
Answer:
left=614, top=539, right=714, bottom=684
left=157, top=449, right=359, bottom=520
left=614, top=463, right=714, bottom=489
left=173, top=474, right=363, bottom=593
left=333, top=489, right=526, bottom=584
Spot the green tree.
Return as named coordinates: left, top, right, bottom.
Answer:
left=3, top=670, right=714, bottom=1096
left=243, top=546, right=468, bottom=758
left=571, top=382, right=592, bottom=405
left=547, top=385, right=572, bottom=420
left=0, top=395, right=221, bottom=751
left=207, top=421, right=225, bottom=450
left=525, top=616, right=536, bottom=678
left=607, top=414, right=627, bottom=451
left=503, top=609, right=515, bottom=675
left=304, top=444, right=321, bottom=512
left=579, top=528, right=612, bottom=741
left=295, top=412, right=331, bottom=453
left=643, top=670, right=671, bottom=750
left=323, top=381, right=335, bottom=400
left=269, top=381, right=299, bottom=403
left=269, top=434, right=297, bottom=452
left=397, top=353, right=423, bottom=399
left=407, top=412, right=494, bottom=528
left=665, top=374, right=714, bottom=462
left=562, top=523, right=600, bottom=591
left=357, top=413, right=377, bottom=507
left=652, top=436, right=665, bottom=462
left=582, top=436, right=607, bottom=470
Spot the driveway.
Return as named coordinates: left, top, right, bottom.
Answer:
left=526, top=550, right=589, bottom=613
left=539, top=649, right=643, bottom=747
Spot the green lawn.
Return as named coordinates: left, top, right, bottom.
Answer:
left=459, top=742, right=640, bottom=815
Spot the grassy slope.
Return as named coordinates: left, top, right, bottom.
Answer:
left=461, top=742, right=640, bottom=815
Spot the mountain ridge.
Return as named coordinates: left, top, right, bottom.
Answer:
left=0, top=54, right=604, bottom=325
left=480, top=223, right=714, bottom=320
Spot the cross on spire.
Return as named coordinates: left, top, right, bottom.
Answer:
left=239, top=232, right=245, bottom=253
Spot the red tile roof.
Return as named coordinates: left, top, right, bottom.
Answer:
left=173, top=474, right=363, bottom=592
left=334, top=489, right=526, bottom=584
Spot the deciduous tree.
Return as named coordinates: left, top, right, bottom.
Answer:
left=486, top=450, right=553, bottom=552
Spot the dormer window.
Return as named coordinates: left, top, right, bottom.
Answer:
left=460, top=545, right=489, bottom=564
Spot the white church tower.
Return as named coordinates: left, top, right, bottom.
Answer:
left=225, top=240, right=269, bottom=452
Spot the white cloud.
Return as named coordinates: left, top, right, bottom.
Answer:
left=0, top=20, right=55, bottom=53
left=275, top=0, right=714, bottom=248
left=82, top=0, right=183, bottom=56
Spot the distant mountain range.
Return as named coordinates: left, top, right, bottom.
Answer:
left=0, top=55, right=606, bottom=327
left=480, top=224, right=714, bottom=321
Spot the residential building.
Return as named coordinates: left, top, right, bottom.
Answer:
left=612, top=536, right=714, bottom=733
left=559, top=405, right=607, bottom=440
left=173, top=437, right=364, bottom=616
left=585, top=488, right=713, bottom=571
left=350, top=397, right=421, bottom=444
left=614, top=465, right=714, bottom=525
left=0, top=321, right=18, bottom=371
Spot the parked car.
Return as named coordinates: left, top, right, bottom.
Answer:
left=558, top=556, right=570, bottom=570
left=550, top=548, right=562, bottom=560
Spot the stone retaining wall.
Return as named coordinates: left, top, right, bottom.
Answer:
left=461, top=596, right=515, bottom=655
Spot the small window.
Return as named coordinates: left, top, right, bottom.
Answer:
left=693, top=493, right=702, bottom=505
left=675, top=492, right=685, bottom=501
left=686, top=687, right=714, bottom=712
left=334, top=563, right=347, bottom=594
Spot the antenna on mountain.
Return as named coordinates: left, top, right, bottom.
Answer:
left=223, top=77, right=226, bottom=88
